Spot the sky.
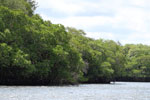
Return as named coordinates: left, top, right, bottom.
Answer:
left=35, top=0, right=150, bottom=45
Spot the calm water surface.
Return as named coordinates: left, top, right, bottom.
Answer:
left=0, top=82, right=150, bottom=100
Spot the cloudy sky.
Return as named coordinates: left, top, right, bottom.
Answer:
left=35, top=0, right=150, bottom=45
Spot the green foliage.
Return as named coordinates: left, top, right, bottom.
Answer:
left=0, top=0, right=36, bottom=16
left=0, top=6, right=86, bottom=85
left=0, top=43, right=13, bottom=67
left=124, top=44, right=150, bottom=78
left=0, top=43, right=35, bottom=81
left=1, top=2, right=150, bottom=85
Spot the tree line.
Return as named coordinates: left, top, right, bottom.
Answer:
left=0, top=0, right=150, bottom=85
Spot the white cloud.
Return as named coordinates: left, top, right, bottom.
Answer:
left=35, top=0, right=150, bottom=45
left=39, top=13, right=114, bottom=29
left=113, top=7, right=148, bottom=32
left=128, top=0, right=150, bottom=7
left=86, top=32, right=116, bottom=40
left=122, top=32, right=150, bottom=45
left=36, top=0, right=86, bottom=15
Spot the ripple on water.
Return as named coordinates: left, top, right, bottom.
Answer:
left=0, top=82, right=150, bottom=100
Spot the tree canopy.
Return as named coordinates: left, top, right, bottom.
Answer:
left=0, top=0, right=150, bottom=85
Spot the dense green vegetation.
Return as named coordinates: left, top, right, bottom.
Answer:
left=0, top=0, right=150, bottom=85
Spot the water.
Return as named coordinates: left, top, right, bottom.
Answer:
left=0, top=82, right=150, bottom=100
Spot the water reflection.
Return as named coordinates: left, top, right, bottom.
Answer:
left=0, top=82, right=149, bottom=100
